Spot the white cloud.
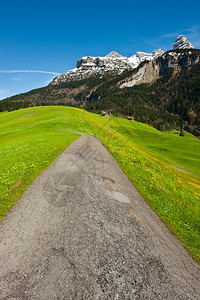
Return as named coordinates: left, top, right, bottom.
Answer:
left=0, top=70, right=61, bottom=76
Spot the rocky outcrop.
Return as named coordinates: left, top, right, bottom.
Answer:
left=120, top=61, right=161, bottom=88
left=120, top=50, right=200, bottom=88
left=173, top=35, right=194, bottom=50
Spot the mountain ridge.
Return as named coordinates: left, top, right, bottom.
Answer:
left=51, top=49, right=164, bottom=85
left=51, top=35, right=194, bottom=85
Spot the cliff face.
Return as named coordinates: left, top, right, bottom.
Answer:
left=119, top=50, right=200, bottom=88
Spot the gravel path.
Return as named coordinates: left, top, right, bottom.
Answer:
left=0, top=134, right=199, bottom=299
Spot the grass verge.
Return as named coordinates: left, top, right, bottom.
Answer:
left=0, top=110, right=79, bottom=219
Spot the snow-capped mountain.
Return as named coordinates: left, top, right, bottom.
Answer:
left=128, top=49, right=164, bottom=65
left=173, top=35, right=194, bottom=50
left=51, top=35, right=194, bottom=85
left=51, top=49, right=164, bottom=85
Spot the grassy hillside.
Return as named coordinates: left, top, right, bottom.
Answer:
left=0, top=106, right=200, bottom=262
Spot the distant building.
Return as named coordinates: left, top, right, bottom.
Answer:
left=127, top=116, right=135, bottom=121
left=98, top=111, right=112, bottom=117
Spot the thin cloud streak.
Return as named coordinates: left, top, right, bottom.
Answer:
left=161, top=25, right=200, bottom=38
left=139, top=25, right=200, bottom=53
left=0, top=89, right=9, bottom=95
left=161, top=25, right=200, bottom=46
left=161, top=31, right=182, bottom=38
left=0, top=70, right=61, bottom=76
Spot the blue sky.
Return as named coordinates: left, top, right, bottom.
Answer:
left=0, top=0, right=200, bottom=100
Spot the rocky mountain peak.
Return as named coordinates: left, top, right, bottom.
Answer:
left=152, top=49, right=165, bottom=56
left=105, top=51, right=124, bottom=58
left=173, top=35, right=194, bottom=50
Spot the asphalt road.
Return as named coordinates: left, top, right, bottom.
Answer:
left=0, top=134, right=199, bottom=299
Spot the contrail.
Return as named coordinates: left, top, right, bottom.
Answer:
left=0, top=70, right=61, bottom=76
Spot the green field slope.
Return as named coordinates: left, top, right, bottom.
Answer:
left=0, top=106, right=200, bottom=262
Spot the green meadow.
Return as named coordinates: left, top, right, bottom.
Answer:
left=0, top=106, right=200, bottom=262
